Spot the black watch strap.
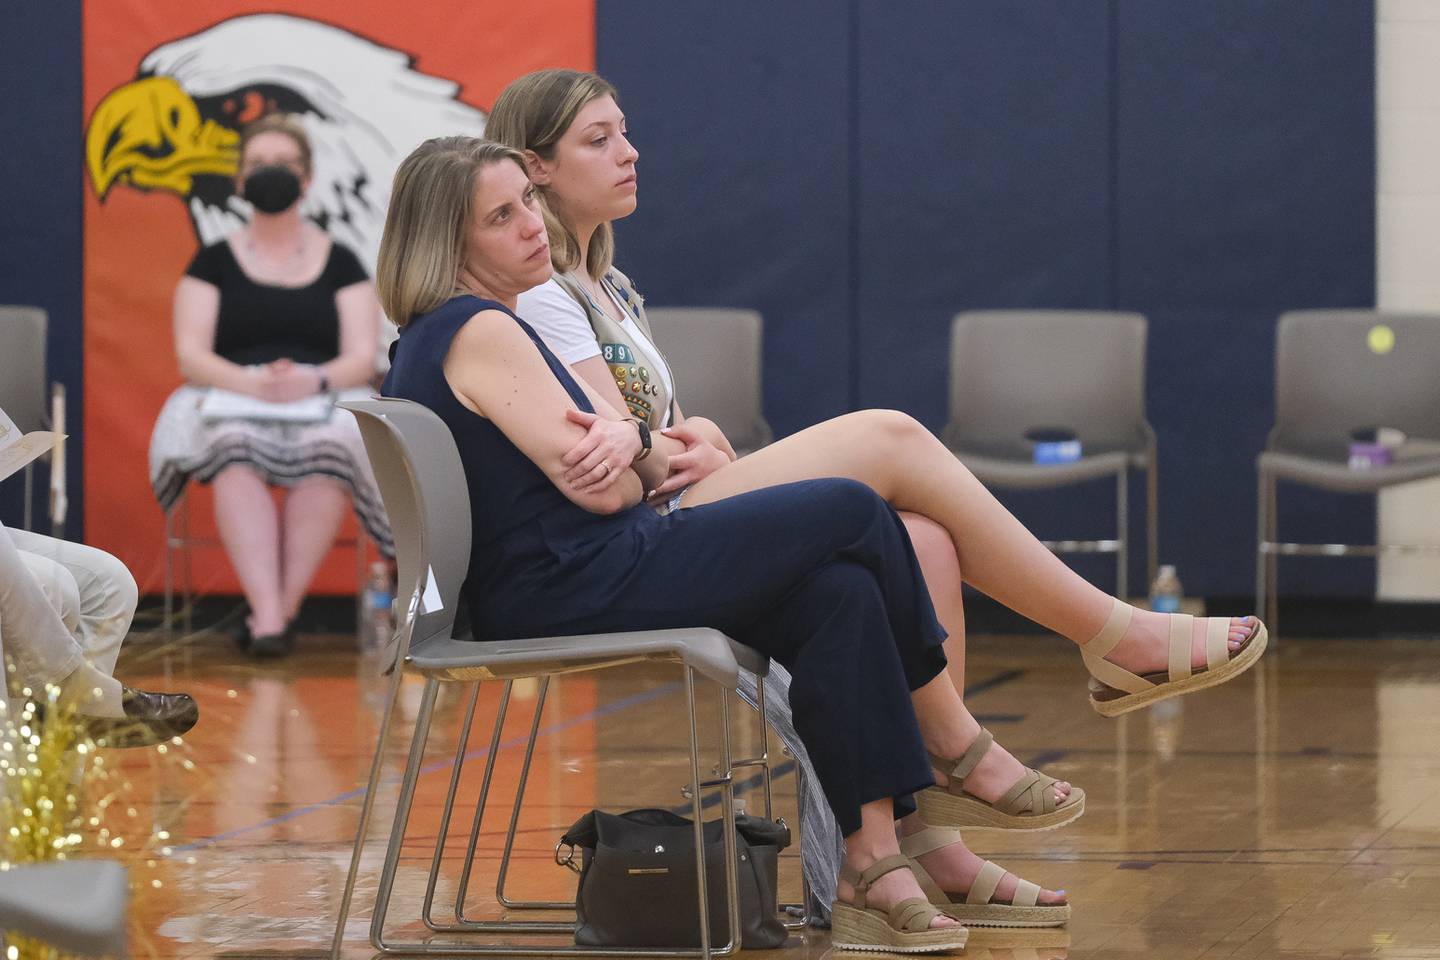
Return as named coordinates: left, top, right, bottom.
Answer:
left=631, top=417, right=652, bottom=461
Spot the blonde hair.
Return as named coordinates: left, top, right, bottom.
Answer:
left=487, top=69, right=619, bottom=280
left=238, top=114, right=313, bottom=174
left=376, top=137, right=527, bottom=327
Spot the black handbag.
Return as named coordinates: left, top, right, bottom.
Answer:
left=557, top=807, right=791, bottom=949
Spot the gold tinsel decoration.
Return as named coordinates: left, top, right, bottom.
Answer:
left=0, top=679, right=90, bottom=960
left=1, top=661, right=194, bottom=960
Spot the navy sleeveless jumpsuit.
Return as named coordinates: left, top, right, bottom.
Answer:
left=383, top=295, right=948, bottom=835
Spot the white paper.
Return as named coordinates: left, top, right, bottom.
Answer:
left=419, top=565, right=444, bottom=615
left=198, top=389, right=335, bottom=423
left=0, top=405, right=60, bottom=484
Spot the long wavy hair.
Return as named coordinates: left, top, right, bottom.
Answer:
left=486, top=69, right=620, bottom=281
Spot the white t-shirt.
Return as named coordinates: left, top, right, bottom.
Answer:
left=516, top=277, right=676, bottom=426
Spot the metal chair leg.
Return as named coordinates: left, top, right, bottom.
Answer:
left=421, top=682, right=484, bottom=930
left=452, top=680, right=517, bottom=921
left=371, top=678, right=442, bottom=952
left=1145, top=455, right=1159, bottom=593
left=683, top=667, right=741, bottom=959
left=495, top=677, right=568, bottom=909
left=754, top=675, right=773, bottom=821
left=1116, top=468, right=1129, bottom=600
left=355, top=534, right=369, bottom=643
left=329, top=663, right=408, bottom=960
left=1257, top=471, right=1279, bottom=636
left=179, top=492, right=193, bottom=638
left=715, top=682, right=741, bottom=955
left=22, top=462, right=33, bottom=531
left=163, top=506, right=176, bottom=643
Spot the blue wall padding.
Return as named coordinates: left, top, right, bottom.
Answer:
left=599, top=2, right=859, bottom=427
left=0, top=4, right=85, bottom=535
left=853, top=2, right=1115, bottom=424
left=598, top=0, right=1375, bottom=596
left=1116, top=2, right=1376, bottom=593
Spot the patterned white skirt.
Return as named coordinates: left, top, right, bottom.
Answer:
left=148, top=386, right=393, bottom=556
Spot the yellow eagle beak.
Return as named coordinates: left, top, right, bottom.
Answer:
left=86, top=76, right=239, bottom=200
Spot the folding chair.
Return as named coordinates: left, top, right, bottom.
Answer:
left=0, top=305, right=50, bottom=532
left=643, top=308, right=774, bottom=456
left=943, top=310, right=1158, bottom=599
left=331, top=397, right=778, bottom=958
left=1257, top=310, right=1440, bottom=632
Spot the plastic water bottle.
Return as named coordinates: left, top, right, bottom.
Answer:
left=360, top=561, right=394, bottom=653
left=1149, top=564, right=1183, bottom=614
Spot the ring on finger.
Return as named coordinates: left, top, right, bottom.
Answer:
left=601, top=459, right=612, bottom=474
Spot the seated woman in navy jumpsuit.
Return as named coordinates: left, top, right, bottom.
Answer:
left=378, top=138, right=1265, bottom=953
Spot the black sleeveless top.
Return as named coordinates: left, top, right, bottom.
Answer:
left=186, top=239, right=369, bottom=365
left=381, top=295, right=663, bottom=639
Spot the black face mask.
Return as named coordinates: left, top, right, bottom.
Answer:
left=242, top=165, right=302, bottom=214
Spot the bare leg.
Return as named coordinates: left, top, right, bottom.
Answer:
left=897, top=512, right=1068, bottom=904
left=686, top=411, right=1253, bottom=674
left=213, top=465, right=284, bottom=635
left=899, top=813, right=1068, bottom=905
left=835, top=799, right=961, bottom=930
left=278, top=477, right=351, bottom=622
left=900, top=512, right=1071, bottom=805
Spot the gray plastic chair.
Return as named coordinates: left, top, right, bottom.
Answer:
left=331, top=397, right=775, bottom=959
left=0, top=860, right=128, bottom=956
left=1257, top=310, right=1440, bottom=632
left=0, top=305, right=50, bottom=531
left=942, top=310, right=1157, bottom=599
left=644, top=308, right=774, bottom=456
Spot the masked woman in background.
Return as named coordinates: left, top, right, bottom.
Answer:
left=148, top=115, right=391, bottom=657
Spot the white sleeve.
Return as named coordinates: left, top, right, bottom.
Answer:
left=515, top=280, right=602, bottom=363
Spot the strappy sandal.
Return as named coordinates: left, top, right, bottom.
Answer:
left=901, top=827, right=1070, bottom=928
left=831, top=854, right=969, bottom=954
left=915, top=728, right=1085, bottom=832
left=1082, top=598, right=1267, bottom=718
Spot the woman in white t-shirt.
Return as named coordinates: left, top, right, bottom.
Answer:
left=491, top=70, right=1263, bottom=927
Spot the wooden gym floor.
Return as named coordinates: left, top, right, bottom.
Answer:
left=93, top=624, right=1440, bottom=960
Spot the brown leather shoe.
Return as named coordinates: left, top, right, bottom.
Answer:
left=82, top=687, right=199, bottom=749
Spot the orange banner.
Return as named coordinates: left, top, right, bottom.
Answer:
left=83, top=1, right=593, bottom=595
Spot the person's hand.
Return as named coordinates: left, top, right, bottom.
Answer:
left=672, top=415, right=737, bottom=461
left=562, top=409, right=641, bottom=491
left=651, top=421, right=731, bottom=497
left=259, top=359, right=323, bottom=403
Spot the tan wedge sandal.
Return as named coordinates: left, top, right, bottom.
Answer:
left=901, top=826, right=1070, bottom=928
left=1082, top=598, right=1268, bottom=717
left=915, top=728, right=1085, bottom=832
left=831, top=854, right=969, bottom=954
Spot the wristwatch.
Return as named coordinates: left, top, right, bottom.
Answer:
left=630, top=417, right=652, bottom=461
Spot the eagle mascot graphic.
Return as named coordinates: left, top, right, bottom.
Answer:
left=85, top=13, right=488, bottom=341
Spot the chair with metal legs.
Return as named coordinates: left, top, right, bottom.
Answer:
left=331, top=397, right=766, bottom=959
left=0, top=305, right=52, bottom=533
left=943, top=310, right=1158, bottom=599
left=419, top=656, right=812, bottom=934
left=1256, top=310, right=1440, bottom=633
